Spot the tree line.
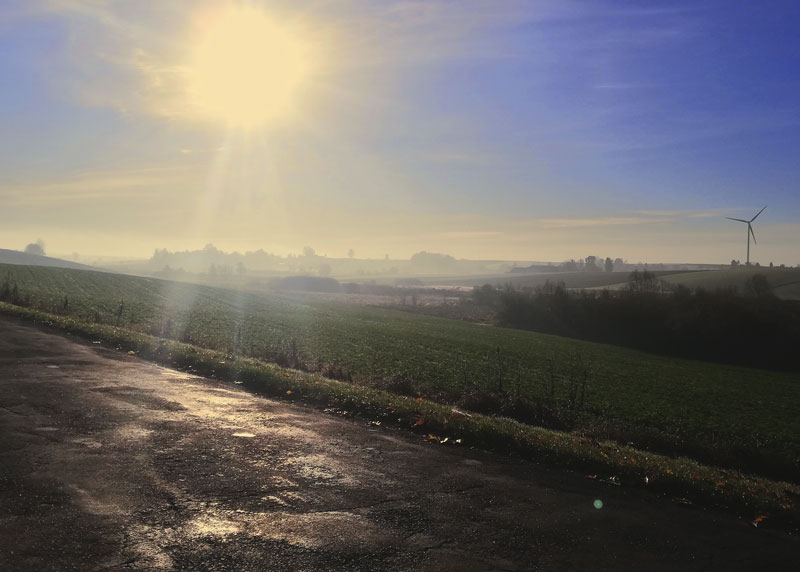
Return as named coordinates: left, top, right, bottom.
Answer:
left=473, top=272, right=800, bottom=371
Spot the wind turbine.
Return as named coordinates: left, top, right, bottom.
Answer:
left=726, top=205, right=766, bottom=265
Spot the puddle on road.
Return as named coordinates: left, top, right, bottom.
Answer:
left=284, top=454, right=360, bottom=486
left=45, top=365, right=60, bottom=369
left=182, top=508, right=398, bottom=551
left=232, top=432, right=256, bottom=438
left=115, top=424, right=153, bottom=441
left=160, top=369, right=197, bottom=379
left=265, top=475, right=300, bottom=490
left=259, top=511, right=397, bottom=550
left=260, top=423, right=318, bottom=441
left=68, top=484, right=117, bottom=516
left=70, top=437, right=102, bottom=449
left=34, top=426, right=59, bottom=432
left=187, top=514, right=243, bottom=537
left=127, top=524, right=175, bottom=570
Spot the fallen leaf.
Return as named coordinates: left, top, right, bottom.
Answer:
left=675, top=497, right=693, bottom=506
left=286, top=390, right=292, bottom=395
left=413, top=418, right=425, bottom=427
left=587, top=474, right=598, bottom=480
left=752, top=515, right=767, bottom=527
left=424, top=434, right=440, bottom=443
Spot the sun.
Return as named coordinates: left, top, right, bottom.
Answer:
left=187, top=5, right=313, bottom=128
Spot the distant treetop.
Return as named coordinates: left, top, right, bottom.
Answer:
left=24, top=239, right=45, bottom=257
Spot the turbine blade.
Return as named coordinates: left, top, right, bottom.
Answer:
left=750, top=205, right=767, bottom=222
left=749, top=224, right=757, bottom=245
left=726, top=217, right=748, bottom=223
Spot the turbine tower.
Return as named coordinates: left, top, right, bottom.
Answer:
left=726, top=205, right=766, bottom=265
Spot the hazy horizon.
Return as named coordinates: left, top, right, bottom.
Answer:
left=2, top=1, right=799, bottom=265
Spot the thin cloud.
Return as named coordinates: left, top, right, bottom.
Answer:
left=631, top=210, right=683, bottom=217
left=425, top=151, right=491, bottom=164
left=632, top=209, right=727, bottom=219
left=538, top=216, right=670, bottom=229
left=0, top=165, right=197, bottom=205
left=440, top=231, right=504, bottom=239
left=26, top=0, right=573, bottom=122
left=688, top=210, right=728, bottom=218
left=337, top=0, right=562, bottom=65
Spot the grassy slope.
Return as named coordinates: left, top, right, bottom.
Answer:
left=2, top=263, right=798, bottom=476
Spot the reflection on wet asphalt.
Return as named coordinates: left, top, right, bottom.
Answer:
left=0, top=317, right=797, bottom=571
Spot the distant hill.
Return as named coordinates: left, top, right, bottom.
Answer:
left=0, top=249, right=98, bottom=271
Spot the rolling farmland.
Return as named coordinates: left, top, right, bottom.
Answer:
left=2, top=263, right=798, bottom=480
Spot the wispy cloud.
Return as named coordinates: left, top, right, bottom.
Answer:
left=631, top=210, right=683, bottom=217
left=333, top=0, right=557, bottom=66
left=440, top=231, right=504, bottom=239
left=537, top=216, right=670, bottom=229
left=632, top=209, right=727, bottom=219
left=425, top=151, right=492, bottom=165
left=0, top=164, right=197, bottom=205
left=24, top=0, right=574, bottom=122
left=687, top=210, right=727, bottom=219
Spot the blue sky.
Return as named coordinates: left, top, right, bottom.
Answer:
left=1, top=0, right=798, bottom=263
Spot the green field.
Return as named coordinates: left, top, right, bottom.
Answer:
left=422, top=270, right=674, bottom=290
left=2, top=263, right=798, bottom=479
left=660, top=267, right=800, bottom=300
left=430, top=267, right=800, bottom=300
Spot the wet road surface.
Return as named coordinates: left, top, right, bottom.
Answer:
left=0, top=316, right=797, bottom=571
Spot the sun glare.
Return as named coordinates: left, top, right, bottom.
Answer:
left=188, top=6, right=313, bottom=127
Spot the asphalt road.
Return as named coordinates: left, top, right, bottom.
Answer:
left=0, top=316, right=797, bottom=571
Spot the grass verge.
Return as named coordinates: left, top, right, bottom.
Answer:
left=2, top=300, right=798, bottom=528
